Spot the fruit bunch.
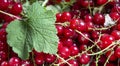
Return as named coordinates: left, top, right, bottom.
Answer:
left=0, top=0, right=120, bottom=66
left=54, top=0, right=120, bottom=66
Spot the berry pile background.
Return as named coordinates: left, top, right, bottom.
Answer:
left=0, top=0, right=120, bottom=66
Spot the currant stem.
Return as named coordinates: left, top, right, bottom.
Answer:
left=87, top=41, right=118, bottom=56
left=89, top=25, right=114, bottom=31
left=55, top=22, right=70, bottom=26
left=104, top=50, right=113, bottom=66
left=56, top=54, right=72, bottom=66
left=75, top=30, right=94, bottom=43
left=0, top=10, right=22, bottom=20
left=95, top=54, right=101, bottom=66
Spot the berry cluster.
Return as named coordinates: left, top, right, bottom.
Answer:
left=0, top=0, right=120, bottom=66
left=0, top=0, right=30, bottom=66
left=53, top=0, right=120, bottom=66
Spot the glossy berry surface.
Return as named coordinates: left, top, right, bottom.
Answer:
left=1, top=0, right=120, bottom=66
left=1, top=61, right=8, bottom=66
left=9, top=57, right=21, bottom=66
left=61, top=12, right=71, bottom=22
left=58, top=47, right=70, bottom=59
left=93, top=13, right=105, bottom=25
left=97, top=0, right=108, bottom=5
left=10, top=3, right=22, bottom=15
left=78, top=54, right=90, bottom=64
left=115, top=47, right=120, bottom=58
left=0, top=0, right=10, bottom=10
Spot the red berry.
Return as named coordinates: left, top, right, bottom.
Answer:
left=70, top=18, right=80, bottom=29
left=63, top=27, right=75, bottom=38
left=115, top=46, right=120, bottom=58
left=111, top=30, right=120, bottom=40
left=79, top=44, right=87, bottom=52
left=45, top=54, right=56, bottom=63
left=9, top=57, right=21, bottom=66
left=0, top=0, right=10, bottom=10
left=78, top=54, right=90, bottom=64
left=91, top=31, right=100, bottom=39
left=106, top=51, right=117, bottom=61
left=101, top=34, right=115, bottom=49
left=78, top=32, right=90, bottom=44
left=110, top=12, right=120, bottom=20
left=86, top=22, right=94, bottom=32
left=69, top=46, right=79, bottom=56
left=62, top=38, right=73, bottom=47
left=78, top=0, right=93, bottom=8
left=21, top=60, right=31, bottom=66
left=58, top=40, right=63, bottom=50
left=97, top=0, right=108, bottom=5
left=84, top=14, right=93, bottom=23
left=56, top=25, right=63, bottom=36
left=56, top=13, right=62, bottom=22
left=10, top=3, right=22, bottom=15
left=61, top=12, right=71, bottom=22
left=35, top=56, right=44, bottom=65
left=77, top=19, right=87, bottom=32
left=93, top=13, right=105, bottom=25
left=68, top=60, right=78, bottom=66
left=58, top=47, right=70, bottom=59
left=1, top=61, right=8, bottom=66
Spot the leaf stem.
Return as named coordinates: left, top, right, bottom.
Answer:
left=42, top=0, right=49, bottom=7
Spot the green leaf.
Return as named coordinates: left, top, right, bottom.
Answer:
left=27, top=2, right=58, bottom=54
left=46, top=5, right=60, bottom=14
left=6, top=2, right=58, bottom=60
left=6, top=20, right=33, bottom=59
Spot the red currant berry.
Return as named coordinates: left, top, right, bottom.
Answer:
left=69, top=46, right=79, bottom=56
left=9, top=57, right=21, bottom=66
left=10, top=3, right=22, bottom=15
left=84, top=14, right=93, bottom=23
left=78, top=32, right=90, bottom=44
left=45, top=54, right=56, bottom=63
left=78, top=54, right=90, bottom=64
left=68, top=60, right=78, bottom=66
left=63, top=27, right=75, bottom=38
left=77, top=19, right=87, bottom=32
left=115, top=46, right=120, bottom=58
left=61, top=12, right=71, bottom=22
left=70, top=18, right=80, bottom=29
left=56, top=13, right=62, bottom=22
left=110, top=12, right=120, bottom=20
left=1, top=61, right=8, bottom=66
left=21, top=60, right=31, bottom=66
left=56, top=25, right=63, bottom=36
left=61, top=38, right=73, bottom=47
left=0, top=0, right=10, bottom=10
left=106, top=51, right=117, bottom=61
left=35, top=56, right=44, bottom=65
left=93, top=13, right=105, bottom=25
left=96, top=0, right=108, bottom=5
left=58, top=47, right=70, bottom=59
left=111, top=30, right=120, bottom=40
